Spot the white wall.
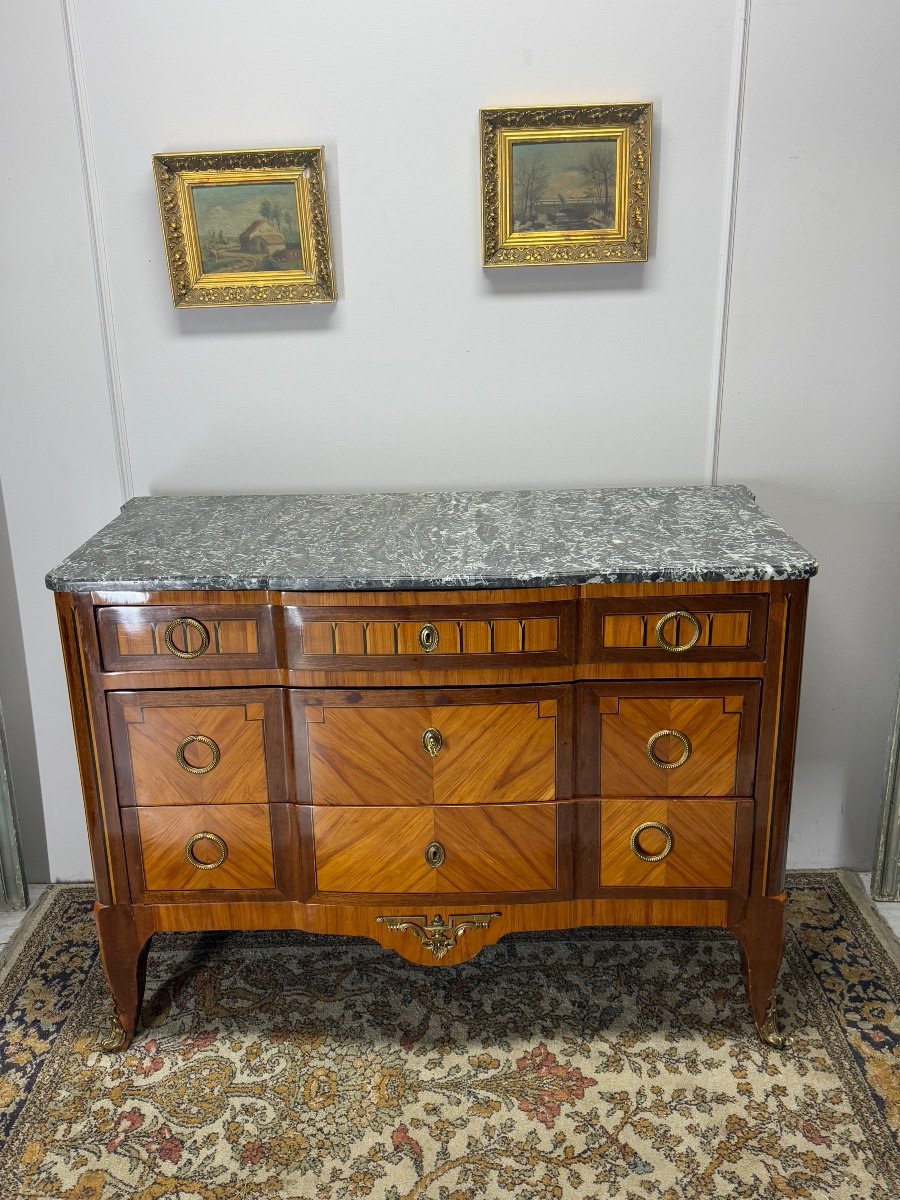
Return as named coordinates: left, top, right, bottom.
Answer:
left=0, top=0, right=896, bottom=879
left=719, top=0, right=900, bottom=868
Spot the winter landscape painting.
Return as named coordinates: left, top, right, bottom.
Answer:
left=510, top=138, right=617, bottom=233
left=190, top=182, right=302, bottom=274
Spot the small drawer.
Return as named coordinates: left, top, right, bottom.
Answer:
left=97, top=604, right=277, bottom=672
left=581, top=594, right=768, bottom=662
left=285, top=602, right=575, bottom=671
left=124, top=803, right=277, bottom=895
left=312, top=802, right=564, bottom=898
left=577, top=682, right=760, bottom=798
left=108, top=689, right=288, bottom=806
left=598, top=799, right=737, bottom=889
left=293, top=687, right=568, bottom=806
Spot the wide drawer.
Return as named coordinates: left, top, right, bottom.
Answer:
left=285, top=601, right=575, bottom=671
left=122, top=803, right=278, bottom=896
left=312, top=802, right=567, bottom=898
left=598, top=799, right=737, bottom=889
left=293, top=687, right=569, bottom=805
left=108, top=689, right=288, bottom=806
left=581, top=594, right=768, bottom=662
left=576, top=682, right=760, bottom=798
left=98, top=604, right=278, bottom=672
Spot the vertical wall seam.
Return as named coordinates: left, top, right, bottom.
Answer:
left=60, top=0, right=134, bottom=503
left=706, top=0, right=752, bottom=486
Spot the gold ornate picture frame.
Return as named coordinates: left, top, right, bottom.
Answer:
left=153, top=147, right=336, bottom=307
left=481, top=104, right=651, bottom=267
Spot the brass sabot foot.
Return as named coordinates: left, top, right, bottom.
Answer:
left=99, top=1017, right=128, bottom=1052
left=758, top=997, right=792, bottom=1049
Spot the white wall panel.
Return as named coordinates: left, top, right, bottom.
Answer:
left=0, top=3, right=124, bottom=880
left=719, top=0, right=900, bottom=867
left=75, top=0, right=736, bottom=495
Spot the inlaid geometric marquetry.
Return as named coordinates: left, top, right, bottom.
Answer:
left=599, top=799, right=736, bottom=888
left=299, top=616, right=559, bottom=656
left=135, top=803, right=276, bottom=892
left=602, top=610, right=750, bottom=650
left=313, top=803, right=558, bottom=895
left=305, top=700, right=557, bottom=806
left=119, top=701, right=271, bottom=806
left=598, top=695, right=746, bottom=797
left=114, top=616, right=260, bottom=658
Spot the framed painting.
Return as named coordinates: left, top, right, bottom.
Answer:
left=480, top=104, right=651, bottom=267
left=153, top=147, right=335, bottom=307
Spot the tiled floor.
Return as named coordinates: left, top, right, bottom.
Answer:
left=0, top=884, right=47, bottom=950
left=0, top=878, right=898, bottom=954
left=857, top=872, right=900, bottom=938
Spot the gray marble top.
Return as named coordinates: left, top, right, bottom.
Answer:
left=45, top=486, right=817, bottom=593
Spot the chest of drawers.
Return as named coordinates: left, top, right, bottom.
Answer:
left=47, top=487, right=816, bottom=1051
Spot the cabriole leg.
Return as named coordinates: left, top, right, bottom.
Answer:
left=729, top=894, right=790, bottom=1048
left=94, top=903, right=151, bottom=1052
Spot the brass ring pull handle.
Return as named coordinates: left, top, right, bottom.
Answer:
left=185, top=831, right=228, bottom=870
left=655, top=610, right=701, bottom=653
left=418, top=624, right=440, bottom=653
left=647, top=729, right=692, bottom=769
left=421, top=727, right=443, bottom=757
left=164, top=617, right=210, bottom=659
left=630, top=821, right=674, bottom=863
left=176, top=734, right=221, bottom=775
left=424, top=841, right=446, bottom=868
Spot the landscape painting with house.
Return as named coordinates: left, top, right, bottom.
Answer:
left=191, top=181, right=302, bottom=274
left=510, top=138, right=617, bottom=233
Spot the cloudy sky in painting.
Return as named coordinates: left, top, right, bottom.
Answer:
left=511, top=139, right=616, bottom=202
left=190, top=182, right=298, bottom=240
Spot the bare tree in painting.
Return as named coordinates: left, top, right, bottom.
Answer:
left=575, top=143, right=617, bottom=219
left=513, top=152, right=550, bottom=227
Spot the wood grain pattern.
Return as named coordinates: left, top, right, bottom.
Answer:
left=312, top=803, right=559, bottom=896
left=108, top=689, right=288, bottom=806
left=435, top=803, right=557, bottom=893
left=130, top=804, right=276, bottom=893
left=598, top=799, right=736, bottom=888
left=313, top=806, right=435, bottom=893
left=297, top=688, right=565, bottom=806
left=601, top=697, right=743, bottom=797
left=285, top=602, right=573, bottom=671
left=97, top=604, right=277, bottom=672
left=581, top=594, right=768, bottom=663
left=576, top=682, right=760, bottom=799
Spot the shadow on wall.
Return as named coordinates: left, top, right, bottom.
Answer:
left=0, top=477, right=49, bottom=884
left=738, top=479, right=900, bottom=871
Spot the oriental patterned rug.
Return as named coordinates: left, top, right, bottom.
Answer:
left=0, top=872, right=897, bottom=1200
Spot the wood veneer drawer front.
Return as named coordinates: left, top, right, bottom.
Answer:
left=285, top=602, right=575, bottom=670
left=126, top=803, right=277, bottom=894
left=576, top=682, right=760, bottom=798
left=581, top=594, right=768, bottom=662
left=97, top=604, right=277, bottom=672
left=312, top=803, right=560, bottom=896
left=599, top=799, right=736, bottom=888
left=108, top=689, right=288, bottom=806
left=293, top=687, right=568, bottom=806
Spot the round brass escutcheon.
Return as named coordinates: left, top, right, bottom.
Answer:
left=655, top=610, right=701, bottom=653
left=647, top=728, right=692, bottom=770
left=164, top=617, right=211, bottom=659
left=176, top=734, right=221, bottom=775
left=185, top=831, right=228, bottom=870
left=424, top=841, right=446, bottom=868
left=630, top=821, right=674, bottom=863
left=422, top=727, right=443, bottom=758
left=418, top=623, right=440, bottom=653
